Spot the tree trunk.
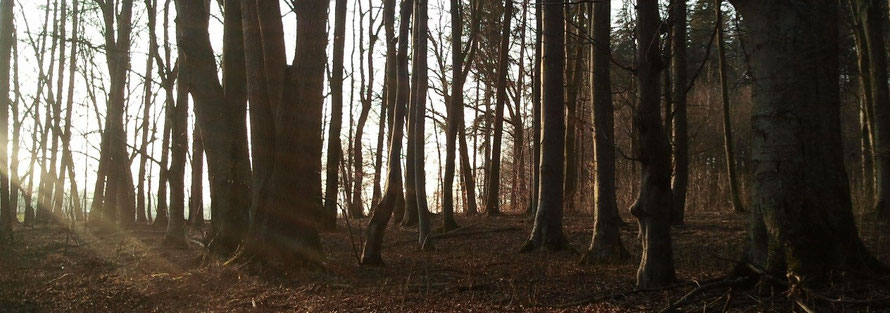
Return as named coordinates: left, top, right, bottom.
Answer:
left=238, top=0, right=328, bottom=267
left=631, top=0, right=676, bottom=289
left=323, top=0, right=348, bottom=229
left=857, top=0, right=890, bottom=218
left=444, top=0, right=478, bottom=229
left=153, top=94, right=172, bottom=228
left=164, top=59, right=189, bottom=247
left=0, top=0, right=13, bottom=237
left=95, top=0, right=136, bottom=229
left=527, top=0, right=542, bottom=216
left=190, top=127, right=204, bottom=227
left=851, top=11, right=877, bottom=205
left=175, top=0, right=253, bottom=255
left=361, top=0, right=412, bottom=266
left=412, top=0, right=432, bottom=248
left=511, top=0, right=528, bottom=215
left=733, top=0, right=887, bottom=279
left=520, top=0, right=568, bottom=252
left=350, top=0, right=378, bottom=219
left=136, top=0, right=156, bottom=224
left=36, top=0, right=60, bottom=224
left=9, top=32, right=19, bottom=224
left=580, top=0, right=629, bottom=265
left=714, top=0, right=744, bottom=214
left=670, top=0, right=691, bottom=224
left=562, top=7, right=583, bottom=215
left=485, top=0, right=513, bottom=216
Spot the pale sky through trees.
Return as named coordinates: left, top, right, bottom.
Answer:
left=11, top=0, right=627, bottom=218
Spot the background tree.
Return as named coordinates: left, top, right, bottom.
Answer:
left=714, top=0, right=744, bottom=214
left=484, top=0, right=513, bottom=217
left=361, top=0, right=412, bottom=265
left=411, top=0, right=432, bottom=247
left=670, top=0, right=690, bottom=224
left=323, top=0, right=348, bottom=229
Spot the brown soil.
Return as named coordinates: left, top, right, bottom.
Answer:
left=1, top=210, right=887, bottom=312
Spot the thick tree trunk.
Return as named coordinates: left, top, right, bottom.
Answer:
left=323, top=0, right=348, bottom=229
left=361, top=0, right=413, bottom=266
left=733, top=0, right=887, bottom=279
left=670, top=0, right=691, bottom=224
left=631, top=0, right=676, bottom=289
left=520, top=0, right=568, bottom=252
left=580, top=0, right=629, bottom=265
left=175, top=0, right=253, bottom=255
left=0, top=0, right=12, bottom=237
left=239, top=0, right=328, bottom=267
left=95, top=0, right=136, bottom=229
left=8, top=35, right=19, bottom=224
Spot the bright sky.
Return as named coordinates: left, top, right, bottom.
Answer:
left=11, top=0, right=632, bottom=218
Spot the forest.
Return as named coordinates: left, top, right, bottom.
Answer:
left=0, top=0, right=888, bottom=311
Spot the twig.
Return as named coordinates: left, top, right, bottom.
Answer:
left=658, top=278, right=744, bottom=313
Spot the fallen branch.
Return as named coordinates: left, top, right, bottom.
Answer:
left=388, top=226, right=520, bottom=246
left=658, top=278, right=745, bottom=313
left=551, top=281, right=709, bottom=308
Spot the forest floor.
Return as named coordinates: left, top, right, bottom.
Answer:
left=0, top=209, right=888, bottom=312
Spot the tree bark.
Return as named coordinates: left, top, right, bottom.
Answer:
left=856, top=0, right=890, bottom=218
left=190, top=127, right=204, bottom=227
left=323, top=0, right=348, bottom=229
left=350, top=1, right=378, bottom=219
left=175, top=0, right=253, bottom=255
left=361, top=0, right=413, bottom=266
left=580, top=0, right=629, bottom=265
left=670, top=0, right=691, bottom=224
left=527, top=0, right=542, bottom=216
left=0, top=0, right=13, bottom=236
left=238, top=0, right=328, bottom=267
left=95, top=0, right=136, bottom=228
left=732, top=0, right=887, bottom=279
left=631, top=0, right=676, bottom=289
left=411, top=0, right=432, bottom=248
left=374, top=0, right=397, bottom=210
left=137, top=0, right=156, bottom=224
left=164, top=58, right=189, bottom=247
left=485, top=0, right=513, bottom=216
left=714, top=0, right=744, bottom=214
left=519, top=0, right=568, bottom=252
